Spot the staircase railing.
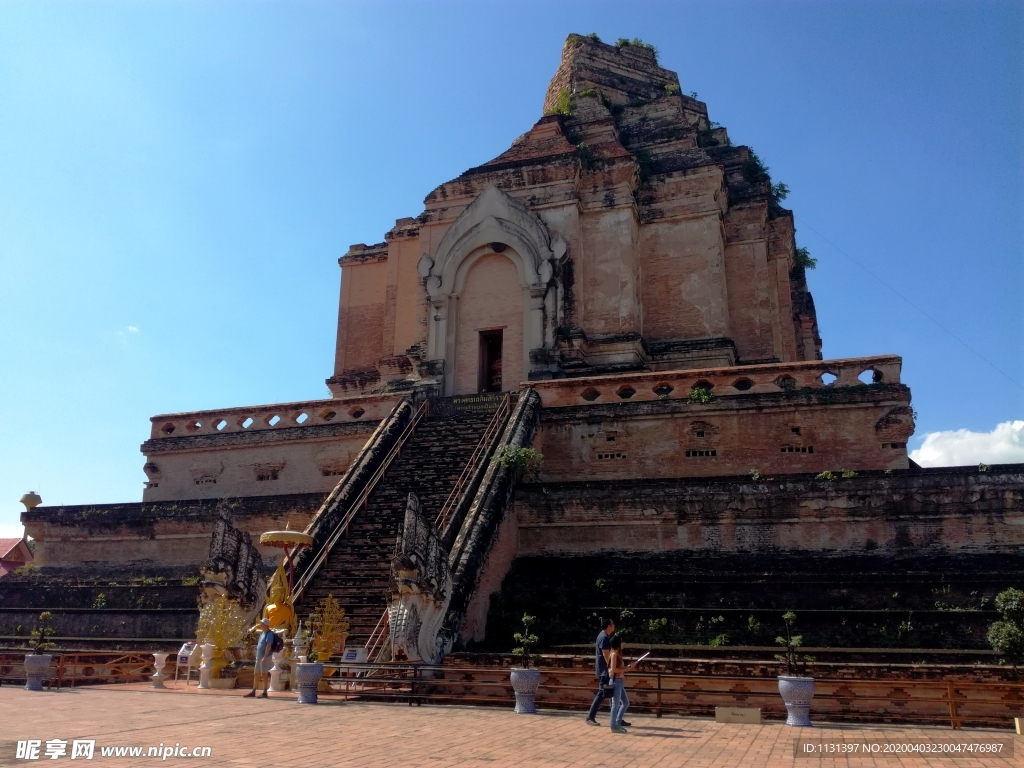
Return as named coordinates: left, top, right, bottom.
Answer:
left=364, top=610, right=390, bottom=665
left=363, top=393, right=515, bottom=659
left=292, top=399, right=429, bottom=604
left=435, top=392, right=512, bottom=534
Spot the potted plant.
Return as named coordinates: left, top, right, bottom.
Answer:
left=24, top=611, right=56, bottom=691
left=775, top=611, right=814, bottom=726
left=509, top=613, right=541, bottom=714
left=294, top=648, right=324, bottom=704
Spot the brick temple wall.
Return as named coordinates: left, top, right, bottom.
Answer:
left=20, top=493, right=326, bottom=568
left=514, top=465, right=1024, bottom=556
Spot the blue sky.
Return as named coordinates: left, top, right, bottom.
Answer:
left=1, top=1, right=1021, bottom=536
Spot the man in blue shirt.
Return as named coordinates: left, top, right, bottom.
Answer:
left=586, top=617, right=626, bottom=725
left=245, top=618, right=276, bottom=698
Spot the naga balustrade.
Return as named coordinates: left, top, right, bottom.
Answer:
left=530, top=355, right=903, bottom=408
left=363, top=392, right=516, bottom=663
left=308, top=660, right=1024, bottom=729
left=291, top=399, right=429, bottom=604
left=434, top=392, right=513, bottom=534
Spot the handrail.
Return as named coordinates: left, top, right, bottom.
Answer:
left=363, top=394, right=513, bottom=658
left=293, top=399, right=430, bottom=603
left=364, top=610, right=390, bottom=662
left=435, top=392, right=511, bottom=534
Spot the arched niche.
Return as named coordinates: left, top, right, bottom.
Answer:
left=423, top=185, right=563, bottom=395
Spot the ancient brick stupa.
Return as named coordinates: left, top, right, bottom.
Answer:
left=13, top=35, right=1021, bottom=657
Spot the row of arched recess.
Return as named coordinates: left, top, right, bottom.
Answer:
left=157, top=404, right=368, bottom=437
left=576, top=367, right=885, bottom=402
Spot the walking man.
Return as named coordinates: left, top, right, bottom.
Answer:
left=245, top=617, right=275, bottom=698
left=586, top=617, right=629, bottom=726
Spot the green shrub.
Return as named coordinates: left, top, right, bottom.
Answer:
left=548, top=89, right=572, bottom=117
left=989, top=588, right=1024, bottom=668
left=512, top=613, right=540, bottom=668
left=775, top=611, right=806, bottom=675
left=31, top=611, right=57, bottom=654
left=663, top=83, right=681, bottom=96
left=492, top=446, right=544, bottom=482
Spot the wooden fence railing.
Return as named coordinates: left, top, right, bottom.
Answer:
left=310, top=662, right=1024, bottom=729
left=0, top=652, right=154, bottom=689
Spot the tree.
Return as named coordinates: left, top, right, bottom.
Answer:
left=988, top=588, right=1024, bottom=669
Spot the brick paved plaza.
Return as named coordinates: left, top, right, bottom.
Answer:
left=0, top=684, right=1018, bottom=767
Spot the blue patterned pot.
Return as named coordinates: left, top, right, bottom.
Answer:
left=778, top=675, right=815, bottom=727
left=24, top=654, right=52, bottom=692
left=510, top=668, right=541, bottom=714
left=295, top=662, right=324, bottom=704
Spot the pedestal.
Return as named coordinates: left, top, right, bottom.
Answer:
left=269, top=651, right=285, bottom=692
left=197, top=644, right=215, bottom=689
left=151, top=652, right=169, bottom=689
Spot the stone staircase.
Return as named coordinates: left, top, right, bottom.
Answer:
left=297, top=400, right=505, bottom=647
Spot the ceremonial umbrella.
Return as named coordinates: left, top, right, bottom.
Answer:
left=259, top=527, right=313, bottom=591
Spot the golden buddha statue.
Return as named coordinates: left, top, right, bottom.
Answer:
left=261, top=560, right=297, bottom=637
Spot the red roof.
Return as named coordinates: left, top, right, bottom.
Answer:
left=0, top=538, right=29, bottom=560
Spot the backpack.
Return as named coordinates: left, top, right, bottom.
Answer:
left=270, top=631, right=284, bottom=654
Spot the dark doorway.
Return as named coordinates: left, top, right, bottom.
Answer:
left=478, top=330, right=503, bottom=392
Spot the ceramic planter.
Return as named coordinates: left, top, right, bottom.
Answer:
left=295, top=662, right=324, bottom=704
left=777, top=675, right=815, bottom=727
left=151, top=652, right=169, bottom=689
left=24, top=654, right=52, bottom=692
left=510, top=667, right=541, bottom=714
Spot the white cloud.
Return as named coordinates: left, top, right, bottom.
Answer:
left=127, top=325, right=140, bottom=333
left=911, top=420, right=1024, bottom=467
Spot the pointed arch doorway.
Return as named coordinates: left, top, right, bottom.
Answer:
left=454, top=252, right=524, bottom=395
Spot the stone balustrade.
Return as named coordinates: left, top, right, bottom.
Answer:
left=148, top=394, right=400, bottom=440
left=529, top=355, right=902, bottom=408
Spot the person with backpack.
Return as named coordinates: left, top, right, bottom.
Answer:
left=245, top=617, right=279, bottom=698
left=608, top=635, right=632, bottom=733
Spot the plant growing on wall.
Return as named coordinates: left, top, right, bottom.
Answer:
left=548, top=88, right=573, bottom=117
left=988, top=588, right=1024, bottom=670
left=687, top=387, right=714, bottom=404
left=794, top=247, right=817, bottom=271
left=614, top=37, right=659, bottom=60
left=492, top=446, right=544, bottom=482
left=30, top=611, right=56, bottom=654
left=513, top=613, right=540, bottom=669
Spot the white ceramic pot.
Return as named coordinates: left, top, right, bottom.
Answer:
left=269, top=651, right=285, bottom=692
left=510, top=668, right=541, bottom=714
left=24, top=654, right=52, bottom=692
left=778, top=675, right=815, bottom=727
left=151, top=652, right=169, bottom=689
left=197, top=644, right=215, bottom=689
left=294, top=662, right=324, bottom=704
